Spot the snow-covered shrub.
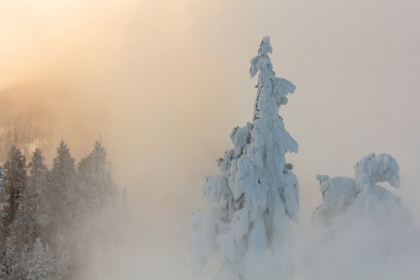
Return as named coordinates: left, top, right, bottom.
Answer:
left=302, top=153, right=419, bottom=280
left=312, top=153, right=410, bottom=227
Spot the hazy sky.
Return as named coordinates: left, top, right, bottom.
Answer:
left=1, top=0, right=420, bottom=278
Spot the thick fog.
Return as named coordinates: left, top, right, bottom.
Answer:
left=1, top=0, right=420, bottom=279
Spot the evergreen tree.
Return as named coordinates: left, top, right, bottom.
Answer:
left=11, top=149, right=50, bottom=251
left=0, top=236, right=18, bottom=279
left=78, top=141, right=118, bottom=209
left=26, top=238, right=54, bottom=280
left=72, top=141, right=119, bottom=275
left=27, top=149, right=51, bottom=238
left=189, top=37, right=299, bottom=280
left=48, top=141, right=78, bottom=232
left=43, top=141, right=79, bottom=277
left=3, top=146, right=27, bottom=229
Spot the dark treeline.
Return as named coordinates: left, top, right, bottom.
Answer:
left=0, top=140, right=127, bottom=280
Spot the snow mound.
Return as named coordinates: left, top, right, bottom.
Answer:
left=312, top=153, right=410, bottom=227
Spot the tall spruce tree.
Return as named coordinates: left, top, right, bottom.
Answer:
left=72, top=141, right=119, bottom=273
left=11, top=149, right=50, bottom=251
left=189, top=37, right=299, bottom=280
left=49, top=140, right=79, bottom=232
left=3, top=146, right=27, bottom=230
left=78, top=141, right=118, bottom=209
left=27, top=149, right=50, bottom=234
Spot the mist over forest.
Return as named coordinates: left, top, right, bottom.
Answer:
left=1, top=0, right=420, bottom=279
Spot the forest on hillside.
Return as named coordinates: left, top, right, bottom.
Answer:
left=0, top=141, right=127, bottom=280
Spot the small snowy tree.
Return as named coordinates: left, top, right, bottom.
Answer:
left=0, top=235, right=18, bottom=279
left=26, top=238, right=54, bottom=280
left=189, top=37, right=299, bottom=280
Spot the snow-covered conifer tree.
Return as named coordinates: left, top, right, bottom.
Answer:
left=71, top=141, right=120, bottom=274
left=26, top=238, right=54, bottom=280
left=3, top=146, right=27, bottom=229
left=43, top=141, right=80, bottom=276
left=27, top=149, right=51, bottom=236
left=78, top=141, right=118, bottom=209
left=189, top=37, right=299, bottom=280
left=0, top=235, right=18, bottom=279
left=48, top=141, right=79, bottom=232
left=76, top=141, right=118, bottom=244
left=11, top=149, right=50, bottom=250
